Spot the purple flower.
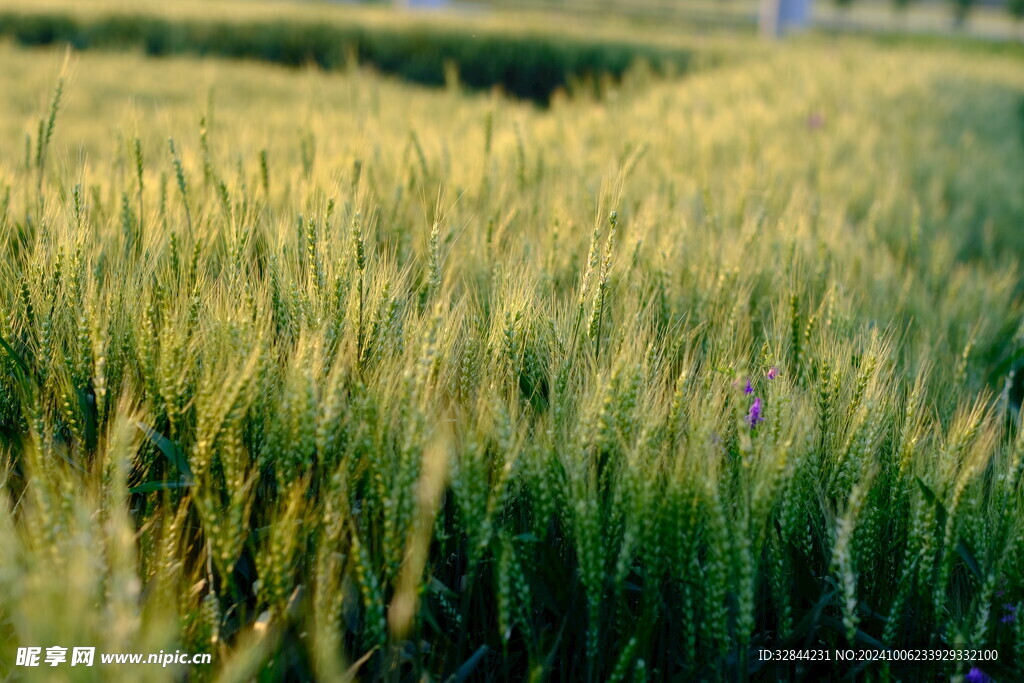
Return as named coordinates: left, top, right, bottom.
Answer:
left=1001, top=603, right=1018, bottom=624
left=743, top=379, right=754, bottom=395
left=747, top=397, right=763, bottom=429
left=767, top=366, right=779, bottom=380
left=965, top=666, right=991, bottom=683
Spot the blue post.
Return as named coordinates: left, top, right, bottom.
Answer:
left=760, top=0, right=812, bottom=37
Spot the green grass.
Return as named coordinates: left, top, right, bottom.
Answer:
left=0, top=34, right=1024, bottom=681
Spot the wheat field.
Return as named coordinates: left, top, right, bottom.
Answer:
left=1, top=31, right=1024, bottom=681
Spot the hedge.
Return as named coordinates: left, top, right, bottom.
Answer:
left=0, top=10, right=696, bottom=103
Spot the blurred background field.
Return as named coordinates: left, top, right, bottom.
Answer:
left=3, top=0, right=1023, bottom=46
left=476, top=0, right=1024, bottom=39
left=0, top=0, right=1021, bottom=107
left=1, top=0, right=1024, bottom=681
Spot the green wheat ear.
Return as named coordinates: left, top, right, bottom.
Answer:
left=259, top=148, right=270, bottom=195
left=35, top=70, right=65, bottom=201
left=588, top=210, right=618, bottom=360
left=168, top=137, right=192, bottom=234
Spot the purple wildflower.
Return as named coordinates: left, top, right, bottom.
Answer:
left=767, top=366, right=779, bottom=380
left=744, top=379, right=754, bottom=395
left=1001, top=603, right=1018, bottom=624
left=965, top=666, right=991, bottom=683
left=747, top=397, right=763, bottom=429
